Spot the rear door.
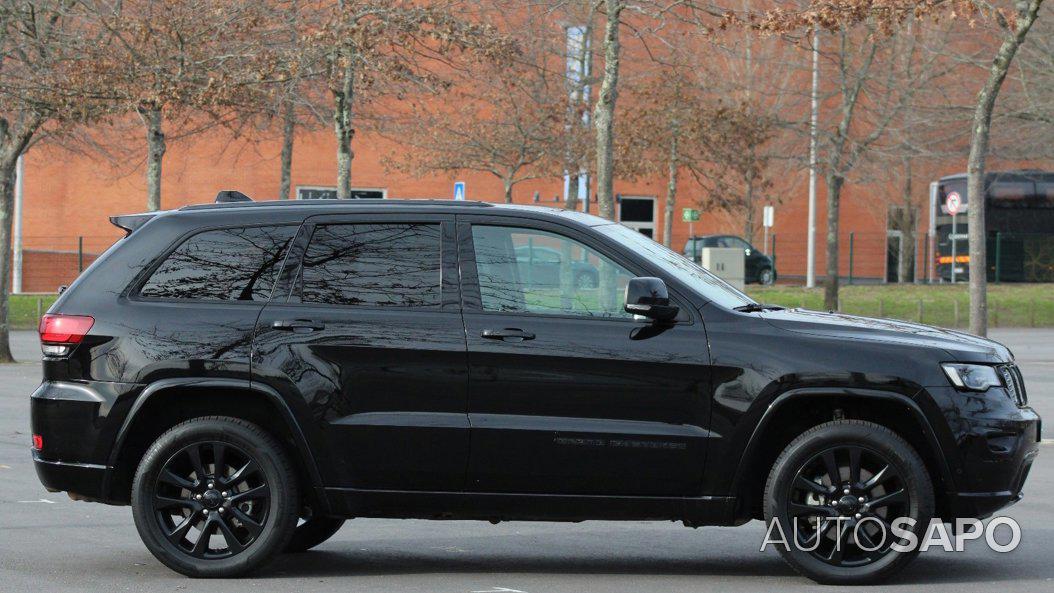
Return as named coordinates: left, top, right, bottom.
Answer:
left=457, top=215, right=711, bottom=496
left=252, top=213, right=469, bottom=491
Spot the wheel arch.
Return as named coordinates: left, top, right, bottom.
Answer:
left=104, top=378, right=327, bottom=512
left=730, top=388, right=954, bottom=522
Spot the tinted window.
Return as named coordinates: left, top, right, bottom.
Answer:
left=300, top=224, right=440, bottom=308
left=140, top=225, right=296, bottom=301
left=472, top=225, right=633, bottom=318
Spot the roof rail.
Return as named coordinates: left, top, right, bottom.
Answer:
left=216, top=190, right=253, bottom=203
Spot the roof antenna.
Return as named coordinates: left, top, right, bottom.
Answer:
left=215, top=190, right=252, bottom=203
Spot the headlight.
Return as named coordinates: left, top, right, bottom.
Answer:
left=942, top=363, right=1003, bottom=392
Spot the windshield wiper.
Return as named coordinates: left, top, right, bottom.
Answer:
left=733, top=303, right=785, bottom=313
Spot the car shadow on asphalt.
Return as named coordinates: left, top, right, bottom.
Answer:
left=256, top=548, right=1046, bottom=585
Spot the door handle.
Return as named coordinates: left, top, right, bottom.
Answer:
left=271, top=319, right=325, bottom=333
left=481, top=328, right=535, bottom=342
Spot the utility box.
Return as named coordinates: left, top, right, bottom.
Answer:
left=701, top=247, right=745, bottom=290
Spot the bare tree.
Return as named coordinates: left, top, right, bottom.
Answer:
left=593, top=0, right=625, bottom=220
left=618, top=61, right=704, bottom=247
left=379, top=15, right=565, bottom=204
left=966, top=0, right=1044, bottom=336
left=0, top=0, right=113, bottom=361
left=88, top=0, right=277, bottom=211
left=307, top=1, right=515, bottom=200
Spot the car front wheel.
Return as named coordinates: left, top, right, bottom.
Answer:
left=132, top=416, right=299, bottom=577
left=763, top=420, right=934, bottom=585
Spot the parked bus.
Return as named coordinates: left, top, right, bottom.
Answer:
left=930, top=170, right=1054, bottom=282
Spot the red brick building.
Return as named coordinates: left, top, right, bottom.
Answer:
left=16, top=125, right=943, bottom=293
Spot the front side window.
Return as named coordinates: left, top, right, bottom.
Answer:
left=140, top=225, right=296, bottom=301
left=300, top=223, right=441, bottom=308
left=596, top=223, right=755, bottom=309
left=472, top=225, right=633, bottom=318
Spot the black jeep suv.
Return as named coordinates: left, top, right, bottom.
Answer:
left=32, top=195, right=1039, bottom=584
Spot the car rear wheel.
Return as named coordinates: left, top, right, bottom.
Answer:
left=132, top=416, right=299, bottom=577
left=763, top=420, right=933, bottom=585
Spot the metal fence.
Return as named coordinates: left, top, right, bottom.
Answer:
left=765, top=231, right=1054, bottom=285
left=14, top=235, right=119, bottom=293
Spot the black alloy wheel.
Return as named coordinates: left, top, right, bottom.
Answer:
left=764, top=420, right=933, bottom=585
left=152, top=441, right=271, bottom=559
left=132, top=416, right=299, bottom=577
left=787, top=445, right=910, bottom=567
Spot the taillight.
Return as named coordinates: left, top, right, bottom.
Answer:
left=32, top=434, right=43, bottom=450
left=38, top=314, right=94, bottom=356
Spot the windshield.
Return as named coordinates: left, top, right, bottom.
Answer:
left=597, top=223, right=756, bottom=309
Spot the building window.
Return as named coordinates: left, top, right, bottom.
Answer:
left=296, top=186, right=387, bottom=200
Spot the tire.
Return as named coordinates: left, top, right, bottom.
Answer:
left=763, top=420, right=934, bottom=586
left=284, top=516, right=346, bottom=553
left=132, top=416, right=299, bottom=578
left=758, top=268, right=775, bottom=285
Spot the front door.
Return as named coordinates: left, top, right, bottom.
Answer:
left=457, top=216, right=710, bottom=496
left=253, top=213, right=469, bottom=491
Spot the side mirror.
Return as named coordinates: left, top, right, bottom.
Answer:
left=624, top=277, right=679, bottom=321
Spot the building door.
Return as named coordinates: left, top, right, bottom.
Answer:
left=618, top=196, right=656, bottom=238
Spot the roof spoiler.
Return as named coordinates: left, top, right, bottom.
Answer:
left=109, top=213, right=157, bottom=235
left=215, top=190, right=252, bottom=203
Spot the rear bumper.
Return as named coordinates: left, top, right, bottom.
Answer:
left=30, top=380, right=139, bottom=504
left=32, top=451, right=116, bottom=503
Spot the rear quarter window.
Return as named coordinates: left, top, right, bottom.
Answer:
left=139, top=225, right=297, bottom=301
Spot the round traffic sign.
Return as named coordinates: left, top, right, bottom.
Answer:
left=945, top=191, right=962, bottom=215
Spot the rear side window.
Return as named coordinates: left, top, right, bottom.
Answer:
left=300, top=223, right=441, bottom=308
left=139, top=225, right=296, bottom=301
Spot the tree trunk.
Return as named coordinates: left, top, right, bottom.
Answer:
left=743, top=176, right=756, bottom=245
left=824, top=174, right=843, bottom=311
left=898, top=164, right=914, bottom=284
left=565, top=173, right=580, bottom=211
left=0, top=158, right=17, bottom=363
left=663, top=133, right=678, bottom=248
left=502, top=177, right=513, bottom=204
left=334, top=60, right=355, bottom=200
left=138, top=106, right=166, bottom=212
left=966, top=0, right=1042, bottom=337
left=593, top=0, right=624, bottom=221
left=279, top=98, right=295, bottom=200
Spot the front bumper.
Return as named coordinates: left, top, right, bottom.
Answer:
left=924, top=385, right=1041, bottom=519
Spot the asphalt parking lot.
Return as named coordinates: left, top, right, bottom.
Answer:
left=2, top=329, right=1053, bottom=592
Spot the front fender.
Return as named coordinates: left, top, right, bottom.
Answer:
left=727, top=387, right=955, bottom=516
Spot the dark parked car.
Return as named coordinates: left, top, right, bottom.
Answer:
left=513, top=244, right=599, bottom=288
left=684, top=235, right=776, bottom=284
left=33, top=195, right=1038, bottom=584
